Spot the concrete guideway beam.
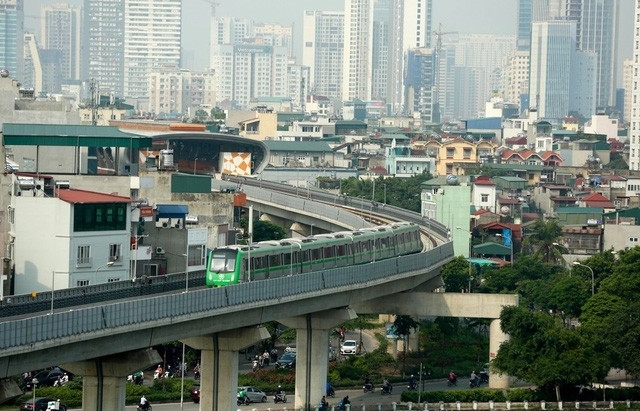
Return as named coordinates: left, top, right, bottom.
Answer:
left=353, top=293, right=518, bottom=389
left=61, top=348, right=162, bottom=411
left=182, top=327, right=270, bottom=411
left=280, top=308, right=358, bottom=410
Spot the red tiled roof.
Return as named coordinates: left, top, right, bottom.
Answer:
left=582, top=192, right=610, bottom=202
left=56, top=189, right=132, bottom=204
left=473, top=176, right=495, bottom=186
left=472, top=209, right=492, bottom=216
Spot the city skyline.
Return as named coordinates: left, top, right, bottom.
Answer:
left=24, top=0, right=634, bottom=86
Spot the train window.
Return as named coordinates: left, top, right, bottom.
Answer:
left=337, top=245, right=346, bottom=256
left=311, top=248, right=322, bottom=260
left=252, top=256, right=266, bottom=270
left=269, top=254, right=280, bottom=267
left=323, top=246, right=334, bottom=258
left=209, top=251, right=237, bottom=272
left=283, top=253, right=292, bottom=265
left=302, top=250, right=311, bottom=262
left=381, top=237, right=388, bottom=248
left=362, top=241, right=370, bottom=252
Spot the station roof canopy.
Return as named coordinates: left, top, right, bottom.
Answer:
left=2, top=123, right=153, bottom=149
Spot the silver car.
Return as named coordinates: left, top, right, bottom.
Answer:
left=238, top=386, right=268, bottom=403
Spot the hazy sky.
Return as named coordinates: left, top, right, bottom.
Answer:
left=25, top=0, right=633, bottom=82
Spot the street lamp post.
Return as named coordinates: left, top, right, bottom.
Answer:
left=573, top=262, right=595, bottom=296
left=95, top=261, right=114, bottom=284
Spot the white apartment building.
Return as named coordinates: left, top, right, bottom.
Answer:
left=82, top=0, right=125, bottom=98
left=22, top=33, right=42, bottom=94
left=123, top=0, right=181, bottom=99
left=210, top=17, right=253, bottom=68
left=286, top=61, right=309, bottom=112
left=214, top=44, right=289, bottom=109
left=149, top=68, right=216, bottom=117
left=630, top=0, right=640, bottom=171
left=624, top=58, right=633, bottom=125
left=302, top=10, right=344, bottom=101
left=254, top=23, right=294, bottom=58
left=341, top=0, right=432, bottom=108
left=501, top=50, right=529, bottom=105
left=342, top=0, right=373, bottom=101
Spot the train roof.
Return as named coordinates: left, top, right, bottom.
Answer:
left=211, top=222, right=419, bottom=254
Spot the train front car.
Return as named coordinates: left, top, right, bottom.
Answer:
left=206, top=247, right=241, bottom=287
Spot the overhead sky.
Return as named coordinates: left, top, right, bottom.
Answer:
left=26, top=0, right=633, bottom=83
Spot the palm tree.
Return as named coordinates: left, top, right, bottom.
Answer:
left=523, top=220, right=563, bottom=264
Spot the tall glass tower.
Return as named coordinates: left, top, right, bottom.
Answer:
left=0, top=0, right=23, bottom=80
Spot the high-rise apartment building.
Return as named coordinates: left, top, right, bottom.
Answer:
left=148, top=67, right=216, bottom=116
left=210, top=17, right=253, bottom=68
left=629, top=0, right=640, bottom=171
left=0, top=0, right=24, bottom=80
left=578, top=0, right=618, bottom=109
left=302, top=10, right=344, bottom=102
left=254, top=24, right=294, bottom=58
left=342, top=0, right=373, bottom=101
left=404, top=47, right=436, bottom=121
left=124, top=0, right=181, bottom=99
left=529, top=20, right=575, bottom=119
left=341, top=0, right=432, bottom=108
left=23, top=32, right=41, bottom=92
left=529, top=20, right=595, bottom=120
left=82, top=0, right=125, bottom=98
left=213, top=44, right=288, bottom=109
left=624, top=58, right=632, bottom=126
left=501, top=51, right=530, bottom=106
left=41, top=4, right=81, bottom=83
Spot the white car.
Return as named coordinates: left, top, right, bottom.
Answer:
left=340, top=339, right=358, bottom=355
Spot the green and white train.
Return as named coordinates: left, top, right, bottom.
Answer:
left=205, top=222, right=423, bottom=287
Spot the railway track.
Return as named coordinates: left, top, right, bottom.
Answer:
left=225, top=176, right=446, bottom=250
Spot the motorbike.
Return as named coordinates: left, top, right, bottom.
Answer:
left=407, top=381, right=417, bottom=390
left=363, top=382, right=374, bottom=393
left=469, top=378, right=481, bottom=388
left=137, top=404, right=152, bottom=411
left=274, top=392, right=287, bottom=403
left=237, top=396, right=250, bottom=406
left=252, top=359, right=260, bottom=372
left=326, top=386, right=335, bottom=398
left=381, top=383, right=392, bottom=395
left=479, top=371, right=489, bottom=384
left=447, top=376, right=457, bottom=387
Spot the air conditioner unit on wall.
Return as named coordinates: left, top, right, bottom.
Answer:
left=156, top=218, right=171, bottom=228
left=155, top=247, right=165, bottom=255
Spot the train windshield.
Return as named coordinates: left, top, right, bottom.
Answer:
left=209, top=250, right=237, bottom=273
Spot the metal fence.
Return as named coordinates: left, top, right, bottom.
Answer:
left=0, top=242, right=453, bottom=352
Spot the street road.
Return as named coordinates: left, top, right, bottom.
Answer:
left=121, top=379, right=479, bottom=411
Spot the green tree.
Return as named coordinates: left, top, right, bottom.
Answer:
left=393, top=315, right=420, bottom=353
left=579, top=247, right=640, bottom=377
left=522, top=220, right=563, bottom=264
left=493, top=306, right=609, bottom=401
left=237, top=219, right=286, bottom=242
left=441, top=256, right=472, bottom=293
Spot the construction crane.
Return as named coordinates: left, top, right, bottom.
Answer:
left=198, top=0, right=220, bottom=18
left=433, top=23, right=457, bottom=55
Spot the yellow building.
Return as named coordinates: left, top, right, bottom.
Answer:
left=423, top=138, right=498, bottom=176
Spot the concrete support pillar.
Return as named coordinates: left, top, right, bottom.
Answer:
left=183, top=327, right=270, bottom=411
left=0, top=378, right=22, bottom=403
left=280, top=308, right=357, bottom=410
left=489, top=319, right=510, bottom=389
left=62, top=349, right=161, bottom=411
